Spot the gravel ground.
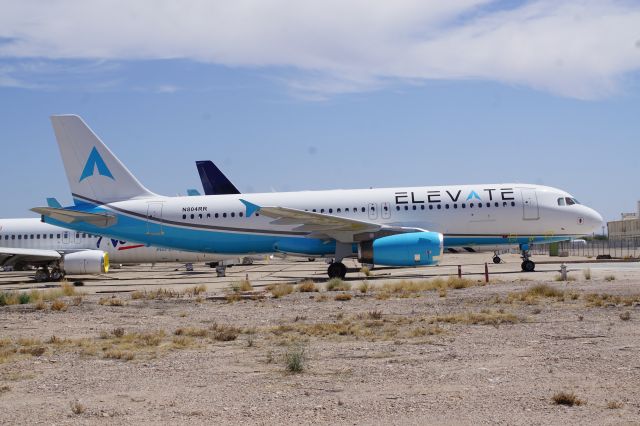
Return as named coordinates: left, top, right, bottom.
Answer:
left=1, top=273, right=640, bottom=425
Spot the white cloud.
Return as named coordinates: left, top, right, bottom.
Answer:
left=0, top=0, right=638, bottom=98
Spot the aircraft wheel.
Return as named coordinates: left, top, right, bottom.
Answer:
left=34, top=269, right=50, bottom=282
left=493, top=256, right=501, bottom=264
left=327, top=262, right=347, bottom=279
left=50, top=270, right=64, bottom=282
left=521, top=260, right=535, bottom=272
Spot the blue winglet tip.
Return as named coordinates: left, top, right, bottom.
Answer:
left=46, top=197, right=62, bottom=208
left=240, top=199, right=261, bottom=217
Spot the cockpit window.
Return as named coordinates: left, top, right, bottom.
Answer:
left=565, top=197, right=578, bottom=205
left=557, top=198, right=566, bottom=206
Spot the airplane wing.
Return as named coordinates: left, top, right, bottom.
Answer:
left=240, top=200, right=425, bottom=243
left=0, top=247, right=62, bottom=268
left=30, top=207, right=117, bottom=228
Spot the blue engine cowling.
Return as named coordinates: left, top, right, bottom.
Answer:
left=358, top=232, right=444, bottom=267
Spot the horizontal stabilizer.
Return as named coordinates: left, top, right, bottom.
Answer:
left=31, top=207, right=117, bottom=228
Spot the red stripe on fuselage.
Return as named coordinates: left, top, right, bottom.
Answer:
left=117, top=244, right=145, bottom=251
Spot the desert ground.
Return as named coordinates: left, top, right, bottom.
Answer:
left=1, top=254, right=639, bottom=425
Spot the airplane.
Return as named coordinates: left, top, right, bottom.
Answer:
left=32, top=115, right=603, bottom=280
left=0, top=217, right=248, bottom=282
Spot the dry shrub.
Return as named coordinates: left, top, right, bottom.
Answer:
left=99, top=297, right=124, bottom=306
left=358, top=281, right=370, bottom=293
left=269, top=283, right=294, bottom=298
left=225, top=293, right=242, bottom=303
left=585, top=293, right=640, bottom=307
left=174, top=327, right=208, bottom=337
left=172, top=336, right=194, bottom=348
left=604, top=274, right=616, bottom=282
left=51, top=300, right=68, bottom=311
left=210, top=324, right=240, bottom=341
left=184, top=285, right=207, bottom=296
left=104, top=349, right=134, bottom=361
left=130, top=291, right=144, bottom=300
left=112, top=327, right=125, bottom=338
left=315, top=294, right=328, bottom=302
left=431, top=310, right=520, bottom=326
left=552, top=391, right=584, bottom=407
left=284, top=343, right=306, bottom=373
left=620, top=311, right=631, bottom=321
left=61, top=282, right=76, bottom=296
left=368, top=310, right=383, bottom=320
left=326, top=279, right=351, bottom=291
left=297, top=280, right=318, bottom=293
left=583, top=268, right=592, bottom=280
left=607, top=401, right=623, bottom=409
left=34, top=300, right=46, bottom=310
left=360, top=266, right=371, bottom=277
left=70, top=401, right=85, bottom=415
left=411, top=326, right=445, bottom=337
left=379, top=276, right=475, bottom=297
left=237, top=280, right=252, bottom=292
left=335, top=293, right=352, bottom=301
left=19, top=346, right=46, bottom=357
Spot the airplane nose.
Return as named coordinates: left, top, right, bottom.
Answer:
left=583, top=207, right=603, bottom=232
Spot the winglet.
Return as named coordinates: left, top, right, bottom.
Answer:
left=239, top=199, right=260, bottom=217
left=46, top=197, right=62, bottom=208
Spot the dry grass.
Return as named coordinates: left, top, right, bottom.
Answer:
left=506, top=284, right=576, bottom=305
left=51, top=300, right=68, bottom=311
left=297, top=280, right=318, bottom=292
left=230, top=280, right=252, bottom=293
left=210, top=324, right=241, bottom=341
left=583, top=268, right=592, bottom=280
left=184, top=285, right=208, bottom=296
left=98, top=297, right=125, bottom=306
left=284, top=343, right=307, bottom=373
left=554, top=274, right=577, bottom=282
left=358, top=281, right=370, bottom=293
left=103, top=349, right=135, bottom=361
left=131, top=288, right=180, bottom=300
left=604, top=274, right=616, bottom=282
left=430, top=310, right=521, bottom=326
left=360, top=266, right=372, bottom=277
left=326, top=279, right=351, bottom=291
left=620, top=311, right=631, bottom=321
left=584, top=293, right=640, bottom=307
left=607, top=401, right=623, bottom=409
left=334, top=293, right=352, bottom=301
left=70, top=400, right=85, bottom=415
left=552, top=391, right=584, bottom=406
left=174, top=327, right=208, bottom=337
left=268, top=283, right=294, bottom=298
left=376, top=276, right=476, bottom=298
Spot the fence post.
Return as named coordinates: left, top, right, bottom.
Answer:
left=458, top=265, right=462, bottom=279
left=484, top=262, right=489, bottom=283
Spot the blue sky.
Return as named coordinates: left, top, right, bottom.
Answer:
left=1, top=1, right=639, bottom=224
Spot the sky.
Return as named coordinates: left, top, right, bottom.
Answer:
left=0, top=0, right=639, bottom=225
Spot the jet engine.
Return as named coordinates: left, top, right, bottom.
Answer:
left=358, top=232, right=443, bottom=267
left=63, top=251, right=110, bottom=274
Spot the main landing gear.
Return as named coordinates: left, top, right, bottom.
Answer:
left=520, top=245, right=535, bottom=272
left=492, top=253, right=502, bottom=264
left=34, top=266, right=64, bottom=283
left=327, top=262, right=347, bottom=279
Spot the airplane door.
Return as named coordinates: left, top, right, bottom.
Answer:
left=381, top=202, right=391, bottom=219
left=146, top=202, right=164, bottom=235
left=63, top=231, right=70, bottom=244
left=368, top=203, right=378, bottom=220
left=521, top=189, right=539, bottom=220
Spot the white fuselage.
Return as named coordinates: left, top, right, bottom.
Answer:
left=56, top=183, right=602, bottom=256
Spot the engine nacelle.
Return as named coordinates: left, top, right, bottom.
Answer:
left=358, top=232, right=444, bottom=267
left=63, top=251, right=109, bottom=275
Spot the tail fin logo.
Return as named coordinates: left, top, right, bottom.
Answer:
left=79, top=147, right=114, bottom=182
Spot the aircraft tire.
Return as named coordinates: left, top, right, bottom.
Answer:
left=327, top=262, right=347, bottom=279
left=521, top=260, right=535, bottom=272
left=493, top=256, right=501, bottom=264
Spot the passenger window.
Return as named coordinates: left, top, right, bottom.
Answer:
left=445, top=204, right=449, bottom=209
left=511, top=201, right=516, bottom=206
left=396, top=206, right=400, bottom=211
left=37, top=234, right=40, bottom=239
left=345, top=208, right=350, bottom=213
left=420, top=205, right=425, bottom=210
left=503, top=202, right=507, bottom=207
left=494, top=202, right=499, bottom=207
left=231, top=212, right=235, bottom=218
left=30, top=235, right=34, bottom=239
left=190, top=214, right=194, bottom=219
left=182, top=214, right=186, bottom=219
left=11, top=235, right=15, bottom=240
left=437, top=205, right=441, bottom=210
left=383, top=206, right=388, bottom=212
left=207, top=213, right=211, bottom=218
left=470, top=203, right=474, bottom=208
left=429, top=205, right=433, bottom=210
left=404, top=206, right=409, bottom=211
left=198, top=214, right=202, bottom=219
left=57, top=234, right=61, bottom=238
left=461, top=203, right=466, bottom=208
left=215, top=213, right=219, bottom=218
left=43, top=234, right=47, bottom=239
left=256, top=213, right=260, bottom=217
left=223, top=213, right=227, bottom=218
left=361, top=207, right=366, bottom=212
left=329, top=208, right=333, bottom=213
left=76, top=233, right=79, bottom=238
left=83, top=233, right=87, bottom=238
left=312, top=209, right=317, bottom=212
left=18, top=235, right=21, bottom=240
left=51, top=234, right=54, bottom=239
left=485, top=203, right=490, bottom=208
left=337, top=208, right=341, bottom=213
left=412, top=205, right=416, bottom=210
left=453, top=204, right=457, bottom=209
left=478, top=203, right=482, bottom=208
left=239, top=212, right=244, bottom=217
left=321, top=209, right=325, bottom=213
